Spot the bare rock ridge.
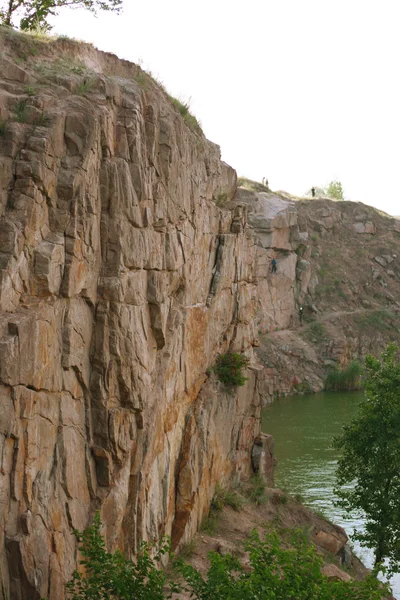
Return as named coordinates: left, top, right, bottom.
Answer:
left=1, top=29, right=400, bottom=599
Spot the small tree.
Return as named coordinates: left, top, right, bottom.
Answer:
left=0, top=0, right=122, bottom=30
left=325, top=179, right=344, bottom=200
left=334, top=343, right=400, bottom=571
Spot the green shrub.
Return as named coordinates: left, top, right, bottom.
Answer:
left=24, top=85, right=36, bottom=96
left=211, top=484, right=244, bottom=513
left=176, top=529, right=389, bottom=599
left=224, top=490, right=244, bottom=511
left=65, top=513, right=179, bottom=599
left=213, top=353, right=250, bottom=387
left=326, top=179, right=344, bottom=200
left=56, top=516, right=390, bottom=599
left=0, top=120, right=7, bottom=136
left=244, top=474, right=268, bottom=505
left=325, top=361, right=363, bottom=391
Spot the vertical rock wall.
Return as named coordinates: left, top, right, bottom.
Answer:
left=0, top=36, right=261, bottom=600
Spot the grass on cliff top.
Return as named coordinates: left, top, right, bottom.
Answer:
left=237, top=176, right=270, bottom=193
left=133, top=68, right=203, bottom=135
left=1, top=25, right=203, bottom=135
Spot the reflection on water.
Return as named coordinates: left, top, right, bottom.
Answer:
left=261, top=391, right=399, bottom=598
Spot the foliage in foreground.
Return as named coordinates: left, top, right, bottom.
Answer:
left=213, top=352, right=250, bottom=387
left=177, top=529, right=388, bottom=599
left=325, top=360, right=363, bottom=391
left=66, top=513, right=178, bottom=600
left=64, top=516, right=390, bottom=599
left=0, top=0, right=122, bottom=31
left=334, top=343, right=400, bottom=572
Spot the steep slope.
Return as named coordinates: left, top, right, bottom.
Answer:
left=0, top=29, right=265, bottom=600
left=230, top=184, right=400, bottom=401
left=1, top=26, right=400, bottom=600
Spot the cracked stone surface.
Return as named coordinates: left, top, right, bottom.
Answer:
left=0, top=33, right=266, bottom=600
left=2, top=29, right=400, bottom=600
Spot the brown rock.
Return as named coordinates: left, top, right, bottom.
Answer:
left=322, top=563, right=352, bottom=582
left=315, top=529, right=347, bottom=555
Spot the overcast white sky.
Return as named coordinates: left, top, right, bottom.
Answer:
left=49, top=0, right=399, bottom=216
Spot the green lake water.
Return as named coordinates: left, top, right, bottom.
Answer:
left=261, top=391, right=399, bottom=598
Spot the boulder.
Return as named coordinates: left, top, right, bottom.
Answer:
left=322, top=564, right=352, bottom=582
left=314, top=529, right=347, bottom=555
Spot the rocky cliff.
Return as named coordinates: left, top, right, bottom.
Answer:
left=1, top=27, right=400, bottom=600
left=0, top=30, right=266, bottom=600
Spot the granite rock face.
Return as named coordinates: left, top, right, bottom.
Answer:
left=0, top=34, right=263, bottom=599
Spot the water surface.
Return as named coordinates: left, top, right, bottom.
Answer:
left=261, top=391, right=399, bottom=597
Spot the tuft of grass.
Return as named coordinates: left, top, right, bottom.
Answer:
left=34, top=112, right=49, bottom=127
left=179, top=538, right=196, bottom=559
left=224, top=490, right=245, bottom=511
left=14, top=99, right=29, bottom=123
left=211, top=484, right=244, bottom=513
left=200, top=515, right=219, bottom=535
left=24, top=85, right=36, bottom=96
left=325, top=361, right=363, bottom=391
left=0, top=120, right=7, bottom=136
left=35, top=57, right=90, bottom=82
left=237, top=177, right=269, bottom=193
left=133, top=71, right=148, bottom=88
left=74, top=78, right=95, bottom=95
left=168, top=95, right=203, bottom=135
left=270, top=493, right=289, bottom=506
left=210, top=484, right=226, bottom=513
left=244, top=474, right=268, bottom=505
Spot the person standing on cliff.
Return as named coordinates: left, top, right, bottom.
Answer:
left=311, top=187, right=316, bottom=198
left=271, top=257, right=277, bottom=273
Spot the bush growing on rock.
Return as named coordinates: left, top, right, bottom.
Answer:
left=61, top=516, right=390, bottom=599
left=65, top=513, right=179, bottom=600
left=176, top=529, right=389, bottom=599
left=213, top=353, right=250, bottom=387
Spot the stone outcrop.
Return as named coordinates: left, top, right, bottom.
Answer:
left=2, top=28, right=400, bottom=599
left=0, top=31, right=263, bottom=600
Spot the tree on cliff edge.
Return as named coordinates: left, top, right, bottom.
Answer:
left=0, top=0, right=122, bottom=31
left=334, top=343, right=400, bottom=572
